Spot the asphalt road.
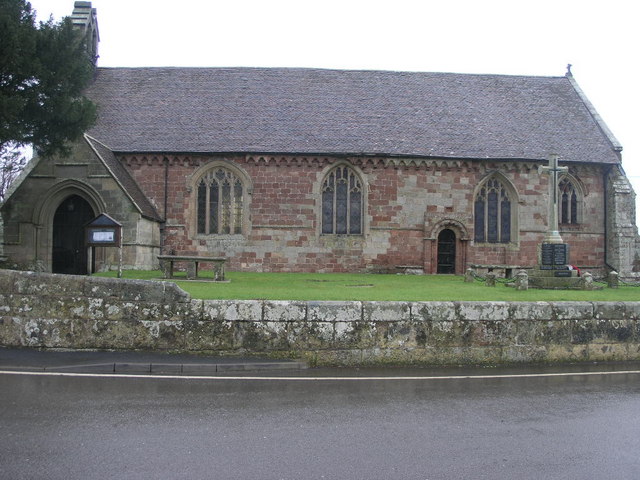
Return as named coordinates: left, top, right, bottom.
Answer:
left=1, top=369, right=639, bottom=479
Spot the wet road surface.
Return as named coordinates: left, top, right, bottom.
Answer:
left=1, top=368, right=639, bottom=479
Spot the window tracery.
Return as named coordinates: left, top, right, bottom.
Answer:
left=474, top=176, right=513, bottom=243
left=196, top=167, right=244, bottom=235
left=321, top=165, right=363, bottom=235
left=559, top=177, right=579, bottom=224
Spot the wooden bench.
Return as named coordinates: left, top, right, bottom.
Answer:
left=157, top=255, right=226, bottom=281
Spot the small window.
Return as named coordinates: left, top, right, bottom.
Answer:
left=559, top=177, right=579, bottom=224
left=196, top=167, right=244, bottom=235
left=321, top=165, right=363, bottom=235
left=474, top=177, right=513, bottom=243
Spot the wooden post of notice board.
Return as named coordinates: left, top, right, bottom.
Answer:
left=85, top=214, right=123, bottom=277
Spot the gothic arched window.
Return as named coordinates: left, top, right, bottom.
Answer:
left=474, top=176, right=513, bottom=243
left=321, top=165, right=363, bottom=235
left=196, top=167, right=244, bottom=235
left=559, top=177, right=579, bottom=224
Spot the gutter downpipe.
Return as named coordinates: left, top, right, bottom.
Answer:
left=160, top=157, right=169, bottom=253
left=603, top=164, right=617, bottom=273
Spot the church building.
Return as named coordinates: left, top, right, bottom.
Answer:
left=1, top=2, right=639, bottom=278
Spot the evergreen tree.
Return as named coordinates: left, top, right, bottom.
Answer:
left=0, top=0, right=96, bottom=200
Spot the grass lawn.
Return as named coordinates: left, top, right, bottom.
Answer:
left=96, top=270, right=640, bottom=302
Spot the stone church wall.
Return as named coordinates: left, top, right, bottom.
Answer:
left=125, top=154, right=611, bottom=274
left=0, top=141, right=161, bottom=272
left=2, top=270, right=640, bottom=366
left=606, top=167, right=640, bottom=277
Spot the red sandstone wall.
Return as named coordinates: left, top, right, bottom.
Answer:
left=123, top=155, right=607, bottom=274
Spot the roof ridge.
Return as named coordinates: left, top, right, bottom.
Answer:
left=94, top=65, right=566, bottom=80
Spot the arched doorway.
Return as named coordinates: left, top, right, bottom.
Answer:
left=437, top=229, right=456, bottom=274
left=52, top=195, right=95, bottom=274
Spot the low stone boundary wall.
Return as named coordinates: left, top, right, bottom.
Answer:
left=1, top=269, right=640, bottom=366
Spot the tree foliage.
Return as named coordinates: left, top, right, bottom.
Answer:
left=0, top=144, right=27, bottom=202
left=0, top=0, right=97, bottom=199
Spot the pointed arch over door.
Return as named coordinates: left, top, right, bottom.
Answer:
left=437, top=229, right=456, bottom=274
left=52, top=195, right=95, bottom=274
left=31, top=180, right=106, bottom=273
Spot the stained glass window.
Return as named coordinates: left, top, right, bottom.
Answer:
left=197, top=167, right=244, bottom=235
left=559, top=178, right=579, bottom=224
left=474, top=177, right=512, bottom=243
left=321, top=165, right=363, bottom=235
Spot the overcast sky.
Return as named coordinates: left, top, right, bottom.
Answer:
left=29, top=0, right=640, bottom=222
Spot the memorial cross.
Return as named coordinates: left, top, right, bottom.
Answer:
left=538, top=154, right=569, bottom=243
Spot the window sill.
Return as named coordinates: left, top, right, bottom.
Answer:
left=320, top=233, right=364, bottom=237
left=559, top=224, right=582, bottom=231
left=472, top=241, right=518, bottom=248
left=194, top=233, right=245, bottom=240
left=472, top=240, right=513, bottom=245
left=319, top=234, right=366, bottom=247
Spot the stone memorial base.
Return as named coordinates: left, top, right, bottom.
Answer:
left=527, top=267, right=602, bottom=290
left=525, top=241, right=602, bottom=289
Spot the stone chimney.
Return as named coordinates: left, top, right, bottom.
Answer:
left=70, top=1, right=99, bottom=65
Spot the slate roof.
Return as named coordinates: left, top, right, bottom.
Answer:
left=84, top=67, right=622, bottom=164
left=84, top=135, right=162, bottom=221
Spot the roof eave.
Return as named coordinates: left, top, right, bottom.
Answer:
left=109, top=149, right=619, bottom=165
left=566, top=74, right=623, bottom=155
left=84, top=134, right=163, bottom=222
